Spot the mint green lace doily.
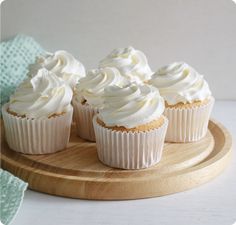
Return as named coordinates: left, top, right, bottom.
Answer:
left=0, top=169, right=28, bottom=225
left=0, top=34, right=45, bottom=107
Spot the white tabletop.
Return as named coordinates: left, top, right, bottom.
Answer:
left=11, top=101, right=236, bottom=225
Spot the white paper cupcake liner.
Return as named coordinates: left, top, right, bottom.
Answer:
left=164, top=97, right=215, bottom=143
left=2, top=104, right=73, bottom=154
left=93, top=115, right=168, bottom=169
left=72, top=98, right=99, bottom=142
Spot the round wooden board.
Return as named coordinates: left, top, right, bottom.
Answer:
left=0, top=119, right=232, bottom=200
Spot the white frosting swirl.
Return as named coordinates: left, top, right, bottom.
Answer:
left=9, top=68, right=73, bottom=118
left=75, top=67, right=128, bottom=108
left=32, top=50, right=86, bottom=87
left=149, top=62, right=212, bottom=105
left=99, top=46, right=153, bottom=83
left=99, top=83, right=164, bottom=128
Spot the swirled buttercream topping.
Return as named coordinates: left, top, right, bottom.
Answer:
left=149, top=62, right=212, bottom=105
left=74, top=67, right=128, bottom=108
left=9, top=68, right=73, bottom=118
left=31, top=50, right=86, bottom=87
left=98, top=83, right=164, bottom=128
left=99, top=46, right=153, bottom=83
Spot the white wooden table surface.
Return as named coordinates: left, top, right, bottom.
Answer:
left=11, top=101, right=236, bottom=225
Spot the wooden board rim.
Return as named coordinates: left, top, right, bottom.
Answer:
left=1, top=119, right=232, bottom=200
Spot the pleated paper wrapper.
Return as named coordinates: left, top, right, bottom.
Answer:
left=164, top=97, right=215, bottom=143
left=2, top=104, right=73, bottom=154
left=72, top=99, right=99, bottom=142
left=93, top=115, right=168, bottom=169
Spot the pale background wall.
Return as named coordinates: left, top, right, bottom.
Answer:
left=1, top=0, right=236, bottom=100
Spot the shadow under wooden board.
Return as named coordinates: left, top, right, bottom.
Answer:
left=0, top=119, right=232, bottom=200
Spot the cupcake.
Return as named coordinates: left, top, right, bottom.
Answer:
left=149, top=62, right=214, bottom=142
left=73, top=67, right=127, bottom=141
left=93, top=83, right=168, bottom=169
left=2, top=68, right=73, bottom=154
left=29, top=50, right=85, bottom=88
left=99, top=46, right=153, bottom=83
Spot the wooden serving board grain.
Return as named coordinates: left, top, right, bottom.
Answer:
left=0, top=119, right=232, bottom=200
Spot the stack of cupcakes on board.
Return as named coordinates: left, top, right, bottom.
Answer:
left=2, top=46, right=214, bottom=170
